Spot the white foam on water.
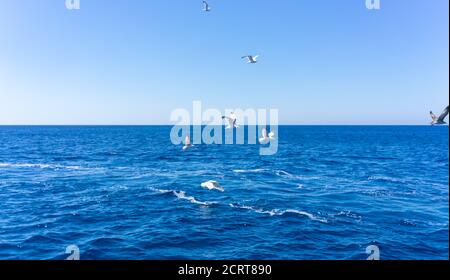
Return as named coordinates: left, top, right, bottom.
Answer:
left=0, top=163, right=52, bottom=168
left=368, top=176, right=408, bottom=184
left=233, top=169, right=320, bottom=184
left=233, top=169, right=267, bottom=174
left=275, top=170, right=291, bottom=176
left=330, top=210, right=362, bottom=222
left=148, top=187, right=214, bottom=206
left=229, top=204, right=277, bottom=216
left=229, top=203, right=328, bottom=223
left=0, top=162, right=88, bottom=171
left=275, top=170, right=321, bottom=181
left=148, top=187, right=326, bottom=223
left=283, top=209, right=328, bottom=223
left=147, top=186, right=173, bottom=194
left=173, top=191, right=213, bottom=206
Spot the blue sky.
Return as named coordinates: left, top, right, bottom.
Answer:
left=0, top=0, right=448, bottom=125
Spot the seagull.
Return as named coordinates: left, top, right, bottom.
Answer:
left=222, top=112, right=239, bottom=129
left=259, top=128, right=275, bottom=144
left=201, top=180, right=224, bottom=192
left=202, top=1, right=211, bottom=12
left=241, top=55, right=258, bottom=64
left=430, top=106, right=449, bottom=125
left=182, top=135, right=193, bottom=150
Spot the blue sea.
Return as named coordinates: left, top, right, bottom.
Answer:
left=0, top=126, right=448, bottom=260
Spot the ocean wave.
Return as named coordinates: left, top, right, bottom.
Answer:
left=233, top=169, right=267, bottom=174
left=275, top=170, right=321, bottom=181
left=0, top=162, right=92, bottom=171
left=147, top=186, right=173, bottom=194
left=401, top=219, right=417, bottom=227
left=233, top=168, right=319, bottom=182
left=229, top=203, right=327, bottom=223
left=173, top=191, right=214, bottom=206
left=368, top=176, right=408, bottom=184
left=330, top=210, right=362, bottom=222
left=147, top=186, right=326, bottom=222
left=360, top=188, right=393, bottom=198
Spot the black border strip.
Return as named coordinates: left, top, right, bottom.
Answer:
left=0, top=260, right=448, bottom=277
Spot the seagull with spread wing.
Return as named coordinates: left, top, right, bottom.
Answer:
left=202, top=1, right=211, bottom=12
left=259, top=128, right=275, bottom=144
left=222, top=112, right=239, bottom=129
left=201, top=180, right=224, bottom=192
left=430, top=106, right=449, bottom=125
left=241, top=55, right=258, bottom=64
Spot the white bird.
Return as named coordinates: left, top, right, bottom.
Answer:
left=259, top=128, right=275, bottom=144
left=241, top=55, right=258, bottom=64
left=222, top=112, right=239, bottom=129
left=202, top=1, right=211, bottom=12
left=201, top=180, right=224, bottom=192
left=430, top=106, right=449, bottom=125
left=182, top=135, right=193, bottom=150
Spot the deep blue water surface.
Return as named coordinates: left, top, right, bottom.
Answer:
left=0, top=126, right=448, bottom=260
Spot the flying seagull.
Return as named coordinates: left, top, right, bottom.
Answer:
left=259, top=128, right=275, bottom=144
left=222, top=112, right=239, bottom=129
left=242, top=55, right=258, bottom=64
left=202, top=1, right=211, bottom=12
left=201, top=180, right=224, bottom=192
left=182, top=135, right=193, bottom=150
left=430, top=106, right=449, bottom=125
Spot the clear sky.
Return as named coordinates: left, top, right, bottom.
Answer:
left=0, top=0, right=448, bottom=125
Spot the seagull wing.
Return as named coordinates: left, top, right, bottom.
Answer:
left=248, top=55, right=258, bottom=63
left=430, top=111, right=437, bottom=121
left=259, top=128, right=268, bottom=143
left=210, top=181, right=219, bottom=188
left=268, top=131, right=275, bottom=138
left=261, top=128, right=268, bottom=138
left=222, top=116, right=233, bottom=127
left=242, top=56, right=251, bottom=63
left=438, top=106, right=449, bottom=122
left=230, top=113, right=239, bottom=127
left=233, top=119, right=238, bottom=127
left=210, top=181, right=224, bottom=191
left=201, top=181, right=223, bottom=191
left=222, top=116, right=232, bottom=122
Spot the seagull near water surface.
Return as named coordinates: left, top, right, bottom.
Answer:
left=182, top=135, right=193, bottom=151
left=259, top=128, right=275, bottom=144
left=201, top=181, right=224, bottom=192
